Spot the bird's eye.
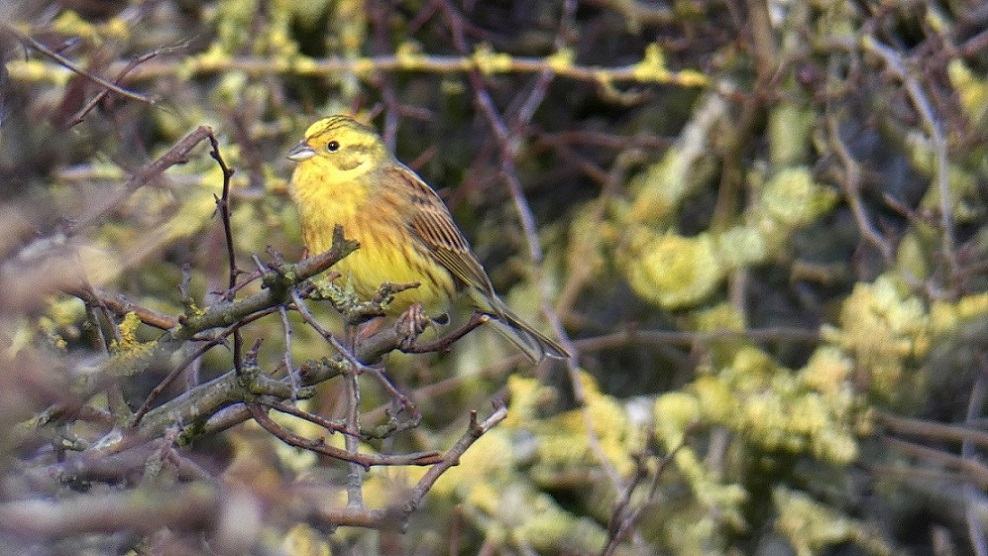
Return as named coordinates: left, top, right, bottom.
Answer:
left=327, top=140, right=340, bottom=152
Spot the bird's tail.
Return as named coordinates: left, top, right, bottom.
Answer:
left=479, top=296, right=570, bottom=362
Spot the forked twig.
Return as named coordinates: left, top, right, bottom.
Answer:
left=246, top=403, right=442, bottom=469
left=1, top=22, right=154, bottom=105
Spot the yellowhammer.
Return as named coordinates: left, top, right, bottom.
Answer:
left=287, top=115, right=568, bottom=361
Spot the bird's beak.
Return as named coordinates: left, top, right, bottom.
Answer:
left=287, top=141, right=316, bottom=162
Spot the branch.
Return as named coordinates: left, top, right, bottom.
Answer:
left=72, top=231, right=357, bottom=403
left=96, top=51, right=709, bottom=89
left=65, top=126, right=216, bottom=235
left=304, top=403, right=510, bottom=531
left=0, top=483, right=219, bottom=539
left=861, top=35, right=959, bottom=285
left=0, top=22, right=155, bottom=105
left=247, top=403, right=442, bottom=468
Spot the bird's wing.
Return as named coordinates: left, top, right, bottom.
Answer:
left=386, top=164, right=497, bottom=298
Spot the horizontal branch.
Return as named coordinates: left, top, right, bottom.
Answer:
left=8, top=50, right=708, bottom=89
left=72, top=230, right=358, bottom=401
left=0, top=483, right=219, bottom=539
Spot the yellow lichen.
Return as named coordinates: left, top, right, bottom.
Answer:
left=948, top=59, right=988, bottom=127
left=827, top=274, right=930, bottom=401
left=115, top=312, right=143, bottom=351
left=395, top=41, right=426, bottom=70
left=800, top=346, right=853, bottom=397
left=430, top=427, right=515, bottom=499
left=769, top=104, right=814, bottom=167
left=683, top=344, right=862, bottom=465
left=190, top=43, right=233, bottom=74
left=274, top=0, right=330, bottom=27
left=546, top=48, right=575, bottom=72
left=50, top=11, right=100, bottom=42
left=929, top=291, right=988, bottom=333
left=757, top=167, right=838, bottom=233
left=675, top=69, right=709, bottom=87
left=774, top=487, right=892, bottom=556
left=631, top=43, right=670, bottom=83
left=291, top=55, right=319, bottom=75
left=654, top=391, right=701, bottom=445
left=620, top=229, right=724, bottom=309
left=5, top=59, right=72, bottom=85
left=691, top=376, right=734, bottom=423
left=690, top=303, right=746, bottom=332
left=714, top=225, right=768, bottom=270
left=627, top=148, right=700, bottom=224
left=626, top=94, right=726, bottom=225
left=527, top=371, right=638, bottom=477
left=472, top=43, right=514, bottom=75
left=654, top=389, right=749, bottom=532
left=282, top=523, right=331, bottom=556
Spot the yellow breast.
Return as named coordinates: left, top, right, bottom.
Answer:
left=290, top=161, right=455, bottom=315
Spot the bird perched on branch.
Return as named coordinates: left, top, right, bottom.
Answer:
left=287, top=115, right=568, bottom=361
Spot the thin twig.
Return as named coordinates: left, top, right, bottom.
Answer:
left=208, top=132, right=245, bottom=381
left=67, top=45, right=175, bottom=127
left=344, top=365, right=364, bottom=506
left=128, top=309, right=275, bottom=428
left=65, top=126, right=215, bottom=235
left=826, top=115, right=894, bottom=263
left=247, top=403, right=442, bottom=468
left=257, top=398, right=350, bottom=436
left=279, top=305, right=299, bottom=395
left=70, top=287, right=180, bottom=330
left=399, top=311, right=489, bottom=354
left=964, top=353, right=988, bottom=556
left=877, top=412, right=988, bottom=450
left=290, top=289, right=370, bottom=372
left=402, top=402, right=509, bottom=513
left=2, top=22, right=154, bottom=105
left=882, top=437, right=988, bottom=489
left=861, top=35, right=959, bottom=286
left=306, top=403, right=509, bottom=531
left=602, top=435, right=690, bottom=556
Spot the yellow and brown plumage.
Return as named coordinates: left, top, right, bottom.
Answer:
left=287, top=115, right=568, bottom=361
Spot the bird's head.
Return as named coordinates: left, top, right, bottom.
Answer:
left=287, top=115, right=390, bottom=180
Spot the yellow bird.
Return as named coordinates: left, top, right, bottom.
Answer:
left=287, top=115, right=568, bottom=361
